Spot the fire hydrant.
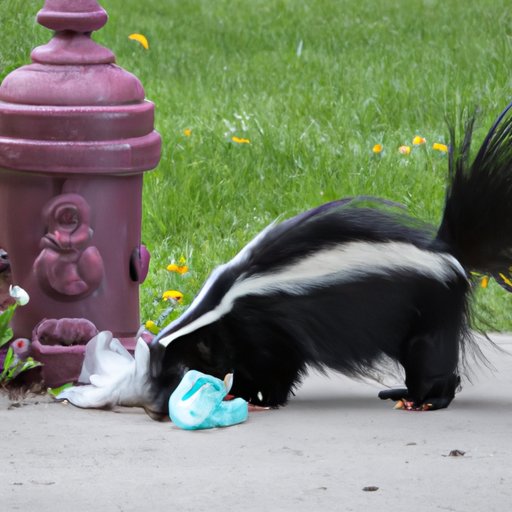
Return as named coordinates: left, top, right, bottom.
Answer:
left=0, top=0, right=162, bottom=385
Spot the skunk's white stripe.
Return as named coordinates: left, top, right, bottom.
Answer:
left=156, top=222, right=278, bottom=334
left=159, top=241, right=465, bottom=347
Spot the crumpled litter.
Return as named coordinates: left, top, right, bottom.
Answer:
left=169, top=370, right=248, bottom=430
left=56, top=330, right=151, bottom=408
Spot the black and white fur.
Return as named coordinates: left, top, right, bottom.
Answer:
left=60, top=105, right=512, bottom=419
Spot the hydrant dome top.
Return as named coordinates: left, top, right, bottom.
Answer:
left=0, top=63, right=146, bottom=106
left=0, top=0, right=143, bottom=106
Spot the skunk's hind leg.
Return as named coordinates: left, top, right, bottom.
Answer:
left=380, top=331, right=461, bottom=410
left=380, top=280, right=468, bottom=411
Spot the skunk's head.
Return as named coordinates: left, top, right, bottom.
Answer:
left=144, top=232, right=266, bottom=421
left=146, top=320, right=234, bottom=420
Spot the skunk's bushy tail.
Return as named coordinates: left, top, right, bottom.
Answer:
left=437, top=103, right=512, bottom=287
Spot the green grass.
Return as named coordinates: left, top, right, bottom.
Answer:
left=1, top=0, right=512, bottom=330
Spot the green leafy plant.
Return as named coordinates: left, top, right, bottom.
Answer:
left=0, top=342, right=41, bottom=383
left=0, top=287, right=41, bottom=385
left=0, top=304, right=16, bottom=349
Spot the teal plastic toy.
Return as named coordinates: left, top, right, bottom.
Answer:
left=168, top=370, right=249, bottom=430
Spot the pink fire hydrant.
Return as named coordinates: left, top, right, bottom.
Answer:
left=0, top=0, right=161, bottom=385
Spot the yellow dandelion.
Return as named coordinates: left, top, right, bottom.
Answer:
left=128, top=33, right=149, bottom=50
left=433, top=142, right=448, bottom=152
left=499, top=273, right=512, bottom=288
left=399, top=145, right=411, bottom=155
left=231, top=136, right=251, bottom=144
left=372, top=143, right=383, bottom=154
left=480, top=276, right=490, bottom=288
left=167, top=263, right=189, bottom=275
left=412, top=136, right=426, bottom=145
left=145, top=320, right=160, bottom=334
left=162, top=290, right=184, bottom=302
left=183, top=128, right=192, bottom=137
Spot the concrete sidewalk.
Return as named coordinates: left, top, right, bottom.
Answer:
left=1, top=334, right=512, bottom=512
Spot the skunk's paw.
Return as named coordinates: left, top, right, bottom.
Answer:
left=392, top=399, right=434, bottom=411
left=378, top=388, right=451, bottom=411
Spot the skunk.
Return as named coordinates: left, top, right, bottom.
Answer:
left=59, top=104, right=512, bottom=420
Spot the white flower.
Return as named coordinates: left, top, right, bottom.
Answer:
left=9, top=285, right=30, bottom=306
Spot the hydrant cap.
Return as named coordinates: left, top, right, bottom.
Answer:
left=37, top=0, right=109, bottom=33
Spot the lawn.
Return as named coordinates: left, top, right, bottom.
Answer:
left=1, top=0, right=512, bottom=330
